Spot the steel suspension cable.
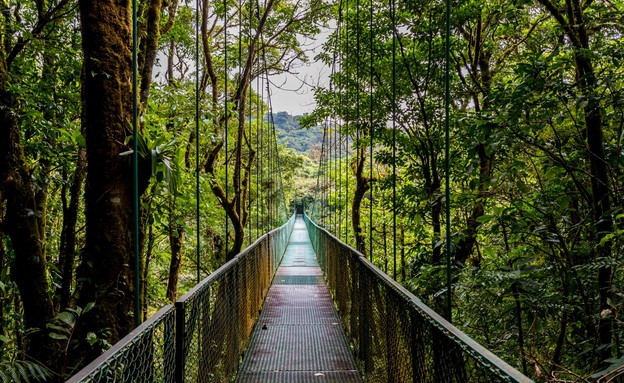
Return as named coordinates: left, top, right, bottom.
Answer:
left=445, top=0, right=452, bottom=322
left=269, top=110, right=289, bottom=220
left=132, top=0, right=140, bottom=327
left=259, top=51, right=265, bottom=232
left=368, top=0, right=374, bottom=262
left=328, top=6, right=341, bottom=230
left=237, top=0, right=242, bottom=224
left=246, top=0, right=253, bottom=245
left=224, top=0, right=230, bottom=254
left=337, top=0, right=345, bottom=238
left=343, top=0, right=349, bottom=244
left=391, top=0, right=397, bottom=280
left=313, top=120, right=327, bottom=220
left=356, top=0, right=361, bottom=246
left=255, top=46, right=260, bottom=238
left=195, top=0, right=201, bottom=283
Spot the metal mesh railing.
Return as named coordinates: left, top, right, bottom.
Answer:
left=303, top=213, right=533, bottom=383
left=66, top=305, right=176, bottom=383
left=67, top=213, right=295, bottom=383
left=174, top=213, right=295, bottom=382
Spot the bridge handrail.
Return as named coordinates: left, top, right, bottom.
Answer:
left=303, top=212, right=533, bottom=383
left=66, top=213, right=296, bottom=383
left=173, top=212, right=295, bottom=382
left=66, top=305, right=176, bottom=383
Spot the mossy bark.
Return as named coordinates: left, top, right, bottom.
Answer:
left=72, top=0, right=138, bottom=366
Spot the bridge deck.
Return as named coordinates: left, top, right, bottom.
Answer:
left=236, top=216, right=362, bottom=382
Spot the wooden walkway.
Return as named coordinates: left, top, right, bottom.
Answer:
left=236, top=216, right=362, bottom=382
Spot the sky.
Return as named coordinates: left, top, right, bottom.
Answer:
left=261, top=27, right=333, bottom=116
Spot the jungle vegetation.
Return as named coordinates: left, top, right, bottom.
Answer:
left=0, top=0, right=622, bottom=381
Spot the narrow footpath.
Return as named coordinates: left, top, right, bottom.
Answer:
left=236, top=216, right=362, bottom=382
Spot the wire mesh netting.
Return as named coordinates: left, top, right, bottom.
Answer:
left=175, top=214, right=295, bottom=382
left=303, top=213, right=533, bottom=383
left=66, top=305, right=176, bottom=383
left=67, top=214, right=295, bottom=383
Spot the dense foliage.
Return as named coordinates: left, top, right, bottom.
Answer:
left=304, top=0, right=624, bottom=380
left=273, top=111, right=324, bottom=154
left=0, top=0, right=328, bottom=380
left=0, top=0, right=622, bottom=380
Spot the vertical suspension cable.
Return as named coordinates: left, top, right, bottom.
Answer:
left=315, top=119, right=328, bottom=220
left=254, top=0, right=261, bottom=235
left=265, top=77, right=273, bottom=225
left=335, top=106, right=340, bottom=235
left=224, top=0, right=230, bottom=254
left=247, top=0, right=253, bottom=245
left=368, top=0, right=374, bottom=262
left=268, top=108, right=288, bottom=220
left=258, top=49, right=264, bottom=232
left=255, top=44, right=260, bottom=238
left=132, top=0, right=141, bottom=327
left=321, top=6, right=342, bottom=228
left=195, top=0, right=201, bottom=283
left=391, top=0, right=397, bottom=280
left=343, top=0, right=349, bottom=243
left=445, top=0, right=452, bottom=322
left=356, top=0, right=361, bottom=249
left=237, top=0, right=242, bottom=227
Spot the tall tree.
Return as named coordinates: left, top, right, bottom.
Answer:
left=0, top=0, right=73, bottom=373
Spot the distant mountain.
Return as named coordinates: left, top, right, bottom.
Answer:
left=268, top=111, right=323, bottom=155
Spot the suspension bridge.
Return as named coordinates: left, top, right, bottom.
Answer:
left=64, top=0, right=529, bottom=380
left=66, top=212, right=532, bottom=383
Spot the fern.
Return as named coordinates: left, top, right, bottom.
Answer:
left=0, top=360, right=53, bottom=383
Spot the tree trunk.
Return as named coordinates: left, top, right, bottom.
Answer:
left=535, top=0, right=613, bottom=362
left=0, top=44, right=59, bottom=372
left=138, top=0, right=164, bottom=109
left=455, top=144, right=494, bottom=264
left=166, top=202, right=184, bottom=302
left=575, top=51, right=613, bottom=363
left=351, top=146, right=369, bottom=255
left=57, top=148, right=87, bottom=310
left=73, top=0, right=142, bottom=365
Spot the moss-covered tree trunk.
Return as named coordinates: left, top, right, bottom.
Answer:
left=73, top=0, right=138, bottom=365
left=0, top=19, right=59, bottom=375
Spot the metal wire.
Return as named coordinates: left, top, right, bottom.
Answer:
left=444, top=0, right=453, bottom=322
left=175, top=214, right=295, bottom=382
left=132, top=0, right=141, bottom=329
left=368, top=0, right=374, bottom=263
left=66, top=306, right=176, bottom=383
left=390, top=0, right=397, bottom=281
left=304, top=213, right=533, bottom=383
left=224, top=0, right=230, bottom=254
left=195, top=0, right=202, bottom=284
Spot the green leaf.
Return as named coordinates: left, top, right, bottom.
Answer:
left=58, top=311, right=75, bottom=326
left=48, top=332, right=68, bottom=340
left=476, top=215, right=494, bottom=224
left=46, top=324, right=69, bottom=334
left=83, top=301, right=95, bottom=314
